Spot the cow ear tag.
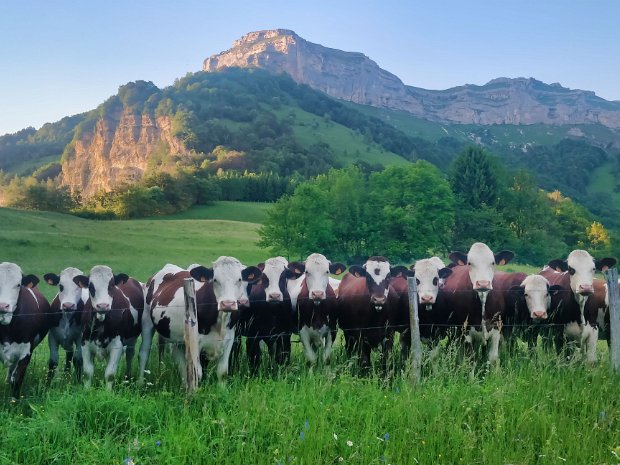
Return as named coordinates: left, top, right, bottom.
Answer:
left=246, top=273, right=255, bottom=281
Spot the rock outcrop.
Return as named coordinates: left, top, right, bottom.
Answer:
left=204, top=30, right=620, bottom=129
left=60, top=107, right=187, bottom=197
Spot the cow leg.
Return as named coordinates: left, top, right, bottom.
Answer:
left=487, top=328, right=501, bottom=364
left=64, top=350, right=74, bottom=374
left=246, top=333, right=262, bottom=375
left=277, top=333, right=291, bottom=366
left=216, top=328, right=236, bottom=382
left=399, top=329, right=411, bottom=364
left=47, top=332, right=60, bottom=385
left=171, top=343, right=187, bottom=387
left=124, top=337, right=137, bottom=380
left=381, top=334, right=394, bottom=374
left=322, top=329, right=334, bottom=364
left=10, top=353, right=32, bottom=400
left=582, top=323, right=599, bottom=363
left=103, top=337, right=124, bottom=390
left=138, top=311, right=155, bottom=383
left=299, top=326, right=317, bottom=364
left=73, top=342, right=83, bottom=381
left=81, top=343, right=95, bottom=389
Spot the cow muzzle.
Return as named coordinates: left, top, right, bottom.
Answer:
left=531, top=310, right=548, bottom=321
left=311, top=290, right=325, bottom=302
left=95, top=303, right=110, bottom=321
left=62, top=302, right=77, bottom=311
left=474, top=280, right=492, bottom=292
left=268, top=291, right=283, bottom=302
left=238, top=298, right=250, bottom=308
left=219, top=300, right=239, bottom=312
left=0, top=304, right=14, bottom=325
left=577, top=284, right=594, bottom=296
left=420, top=294, right=435, bottom=305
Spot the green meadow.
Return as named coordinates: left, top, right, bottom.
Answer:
left=0, top=204, right=619, bottom=465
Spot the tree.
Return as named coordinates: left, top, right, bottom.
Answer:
left=450, top=146, right=500, bottom=208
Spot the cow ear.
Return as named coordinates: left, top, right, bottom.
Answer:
left=44, top=273, right=60, bottom=286
left=548, top=284, right=562, bottom=296
left=242, top=266, right=262, bottom=283
left=114, top=273, right=129, bottom=285
left=287, top=262, right=305, bottom=279
left=257, top=263, right=265, bottom=272
left=348, top=265, right=366, bottom=278
left=595, top=257, right=617, bottom=272
left=449, top=251, right=467, bottom=266
left=509, top=285, right=525, bottom=296
left=390, top=265, right=413, bottom=279
left=73, top=275, right=89, bottom=289
left=21, top=274, right=40, bottom=288
left=438, top=267, right=453, bottom=280
left=190, top=266, right=214, bottom=283
left=547, top=259, right=568, bottom=272
left=330, top=262, right=346, bottom=276
left=495, top=251, right=514, bottom=266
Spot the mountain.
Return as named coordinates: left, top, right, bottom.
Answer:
left=204, top=29, right=620, bottom=129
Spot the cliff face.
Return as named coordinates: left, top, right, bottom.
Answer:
left=204, top=30, right=620, bottom=129
left=60, top=108, right=187, bottom=197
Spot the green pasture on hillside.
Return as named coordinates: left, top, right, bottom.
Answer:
left=1, top=205, right=619, bottom=465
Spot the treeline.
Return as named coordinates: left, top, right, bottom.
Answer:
left=258, top=147, right=612, bottom=264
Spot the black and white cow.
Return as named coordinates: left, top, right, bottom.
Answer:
left=0, top=262, right=51, bottom=398
left=149, top=257, right=261, bottom=385
left=73, top=265, right=145, bottom=389
left=287, top=253, right=346, bottom=365
left=44, top=267, right=89, bottom=382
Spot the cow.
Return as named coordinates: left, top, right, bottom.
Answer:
left=508, top=274, right=564, bottom=348
left=542, top=250, right=616, bottom=362
left=43, top=267, right=89, bottom=382
left=337, top=256, right=410, bottom=371
left=443, top=242, right=515, bottom=363
left=149, top=257, right=261, bottom=385
left=73, top=265, right=145, bottom=389
left=287, top=253, right=346, bottom=365
left=239, top=256, right=294, bottom=373
left=0, top=262, right=51, bottom=399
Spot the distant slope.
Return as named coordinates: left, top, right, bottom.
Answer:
left=157, top=201, right=270, bottom=223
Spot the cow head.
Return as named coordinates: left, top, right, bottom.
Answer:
left=190, top=256, right=261, bottom=312
left=349, top=256, right=410, bottom=311
left=257, top=256, right=289, bottom=303
left=450, top=242, right=514, bottom=293
left=548, top=250, right=616, bottom=298
left=73, top=265, right=128, bottom=321
left=410, top=258, right=453, bottom=309
left=293, top=253, right=345, bottom=305
left=512, top=274, right=561, bottom=321
left=44, top=267, right=85, bottom=313
left=0, top=262, right=39, bottom=325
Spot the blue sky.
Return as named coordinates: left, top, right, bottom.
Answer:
left=1, top=0, right=618, bottom=135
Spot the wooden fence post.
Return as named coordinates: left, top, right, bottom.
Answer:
left=407, top=276, right=422, bottom=384
left=604, top=268, right=620, bottom=373
left=183, top=277, right=202, bottom=392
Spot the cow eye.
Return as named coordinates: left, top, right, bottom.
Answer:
left=415, top=279, right=420, bottom=286
left=59, top=284, right=64, bottom=292
left=88, top=283, right=96, bottom=297
left=238, top=278, right=242, bottom=282
left=432, top=277, right=438, bottom=286
left=568, top=267, right=576, bottom=276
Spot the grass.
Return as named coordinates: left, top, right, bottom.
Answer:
left=157, top=201, right=271, bottom=224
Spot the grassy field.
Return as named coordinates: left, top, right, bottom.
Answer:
left=0, top=205, right=619, bottom=464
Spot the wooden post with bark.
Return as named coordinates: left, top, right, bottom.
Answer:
left=407, top=276, right=422, bottom=384
left=183, top=277, right=202, bottom=392
left=604, top=268, right=620, bottom=373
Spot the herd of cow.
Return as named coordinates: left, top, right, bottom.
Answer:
left=0, top=242, right=617, bottom=399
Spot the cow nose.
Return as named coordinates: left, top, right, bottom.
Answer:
left=371, top=295, right=386, bottom=305
left=237, top=297, right=249, bottom=308
left=62, top=302, right=76, bottom=310
left=268, top=292, right=282, bottom=301
left=578, top=284, right=594, bottom=295
left=220, top=300, right=238, bottom=312
left=532, top=310, right=547, bottom=320
left=420, top=294, right=434, bottom=304
left=311, top=290, right=325, bottom=300
left=96, top=303, right=110, bottom=311
left=474, top=280, right=491, bottom=291
left=0, top=303, right=10, bottom=312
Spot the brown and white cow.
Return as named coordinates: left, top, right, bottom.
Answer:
left=73, top=265, right=145, bottom=389
left=337, top=257, right=410, bottom=370
left=149, top=257, right=261, bottom=385
left=542, top=250, right=616, bottom=362
left=44, top=267, right=89, bottom=382
left=287, top=253, right=345, bottom=365
left=0, top=262, right=51, bottom=398
left=445, top=242, right=515, bottom=363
